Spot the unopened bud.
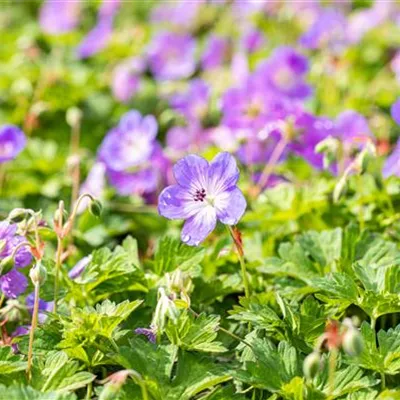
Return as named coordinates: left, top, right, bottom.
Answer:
left=89, top=199, right=102, bottom=218
left=0, top=256, right=15, bottom=276
left=342, top=328, right=363, bottom=357
left=8, top=208, right=28, bottom=222
left=29, top=262, right=47, bottom=286
left=303, top=351, right=322, bottom=379
left=66, top=107, right=82, bottom=128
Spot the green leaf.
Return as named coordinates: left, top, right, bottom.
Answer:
left=152, top=236, right=205, bottom=275
left=0, top=347, right=27, bottom=375
left=0, top=384, right=77, bottom=400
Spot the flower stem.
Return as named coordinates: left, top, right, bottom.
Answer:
left=227, top=226, right=250, bottom=298
left=380, top=372, right=386, bottom=390
left=255, top=136, right=288, bottom=194
left=53, top=235, right=63, bottom=314
left=27, top=282, right=40, bottom=381
left=327, top=348, right=338, bottom=399
left=69, top=113, right=81, bottom=213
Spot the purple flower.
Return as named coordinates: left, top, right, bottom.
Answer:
left=158, top=152, right=246, bottom=246
left=99, top=111, right=158, bottom=172
left=106, top=144, right=170, bottom=197
left=98, top=110, right=170, bottom=197
left=166, top=124, right=211, bottom=156
left=169, top=80, right=210, bottom=123
left=391, top=99, right=400, bottom=125
left=383, top=140, right=400, bottom=178
left=289, top=113, right=335, bottom=169
left=135, top=327, right=156, bottom=343
left=0, top=125, right=26, bottom=163
left=76, top=17, right=113, bottom=59
left=222, top=75, right=291, bottom=131
left=39, top=0, right=81, bottom=35
left=241, top=28, right=265, bottom=54
left=68, top=255, right=92, bottom=280
left=300, top=8, right=348, bottom=53
left=148, top=32, right=196, bottom=81
left=99, top=0, right=121, bottom=19
left=151, top=0, right=203, bottom=29
left=0, top=221, right=32, bottom=269
left=0, top=221, right=31, bottom=299
left=26, top=293, right=54, bottom=323
left=111, top=57, right=145, bottom=103
left=255, top=46, right=312, bottom=100
left=0, top=270, right=28, bottom=299
left=201, top=35, right=230, bottom=70
left=335, top=110, right=373, bottom=148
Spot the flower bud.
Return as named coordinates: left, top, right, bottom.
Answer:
left=303, top=351, right=322, bottom=379
left=0, top=256, right=15, bottom=276
left=99, top=383, right=120, bottom=400
left=66, top=107, right=82, bottom=128
left=342, top=328, right=363, bottom=357
left=7, top=208, right=28, bottom=222
left=29, top=262, right=47, bottom=286
left=89, top=199, right=102, bottom=218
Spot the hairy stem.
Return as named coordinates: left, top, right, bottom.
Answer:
left=53, top=236, right=63, bottom=314
left=227, top=226, right=250, bottom=298
left=327, top=348, right=338, bottom=399
left=27, top=283, right=40, bottom=381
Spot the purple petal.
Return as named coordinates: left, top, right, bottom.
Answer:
left=208, top=152, right=240, bottom=194
left=0, top=270, right=28, bottom=299
left=135, top=327, right=156, bottom=343
left=181, top=207, right=217, bottom=246
left=215, top=188, right=247, bottom=225
left=68, top=255, right=92, bottom=279
left=383, top=140, right=400, bottom=178
left=173, top=154, right=209, bottom=189
left=391, top=99, right=400, bottom=125
left=0, top=125, right=26, bottom=163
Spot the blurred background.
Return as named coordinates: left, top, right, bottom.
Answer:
left=1, top=0, right=400, bottom=251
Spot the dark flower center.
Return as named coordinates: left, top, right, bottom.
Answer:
left=193, top=188, right=206, bottom=202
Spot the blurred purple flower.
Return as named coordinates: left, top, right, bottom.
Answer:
left=335, top=110, right=373, bottom=147
left=158, top=152, right=246, bottom=246
left=77, top=17, right=113, bottom=59
left=391, top=98, right=400, bottom=125
left=255, top=46, right=312, bottom=100
left=166, top=124, right=211, bottom=156
left=106, top=144, right=170, bottom=197
left=169, top=80, right=210, bottom=123
left=241, top=28, right=265, bottom=54
left=300, top=8, right=347, bottom=53
left=391, top=52, right=400, bottom=82
left=148, top=32, right=196, bottom=81
left=201, top=35, right=230, bottom=70
left=99, top=111, right=158, bottom=172
left=68, top=255, right=92, bottom=280
left=222, top=75, right=291, bottom=131
left=289, top=113, right=335, bottom=169
left=39, top=0, right=81, bottom=35
left=383, top=140, right=400, bottom=178
left=0, top=125, right=26, bottom=163
left=99, top=0, right=121, bottom=19
left=231, top=52, right=250, bottom=83
left=26, top=293, right=54, bottom=324
left=151, top=0, right=203, bottom=29
left=111, top=57, right=145, bottom=103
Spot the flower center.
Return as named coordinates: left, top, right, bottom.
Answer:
left=193, top=188, right=206, bottom=202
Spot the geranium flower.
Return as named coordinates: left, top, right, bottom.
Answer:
left=147, top=32, right=196, bottom=81
left=158, top=152, right=246, bottom=246
left=0, top=221, right=32, bottom=299
left=39, top=0, right=81, bottom=35
left=0, top=125, right=26, bottom=163
left=255, top=46, right=312, bottom=100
